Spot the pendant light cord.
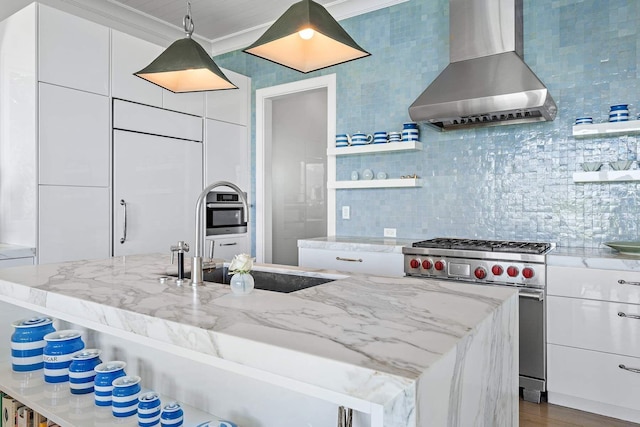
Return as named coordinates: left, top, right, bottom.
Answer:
left=183, top=1, right=195, bottom=38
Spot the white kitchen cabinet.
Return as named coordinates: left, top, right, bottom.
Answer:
left=38, top=186, right=110, bottom=264
left=113, top=130, right=202, bottom=256
left=38, top=4, right=109, bottom=95
left=205, top=69, right=250, bottom=125
left=111, top=30, right=163, bottom=108
left=0, top=258, right=33, bottom=268
left=298, top=247, right=405, bottom=277
left=163, top=89, right=205, bottom=117
left=39, top=83, right=110, bottom=186
left=114, top=99, right=203, bottom=142
left=206, top=235, right=250, bottom=261
left=205, top=119, right=249, bottom=191
left=547, top=265, right=640, bottom=422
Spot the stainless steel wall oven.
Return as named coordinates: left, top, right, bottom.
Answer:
left=206, top=191, right=248, bottom=236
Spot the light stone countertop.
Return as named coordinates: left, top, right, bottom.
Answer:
left=0, top=254, right=517, bottom=424
left=0, top=243, right=36, bottom=260
left=548, top=246, right=640, bottom=271
left=297, top=236, right=415, bottom=253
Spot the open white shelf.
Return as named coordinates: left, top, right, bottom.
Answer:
left=572, top=170, right=640, bottom=183
left=0, top=361, right=218, bottom=427
left=327, top=141, right=422, bottom=156
left=572, top=120, right=640, bottom=137
left=328, top=178, right=423, bottom=189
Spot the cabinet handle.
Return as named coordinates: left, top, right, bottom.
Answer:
left=119, top=199, right=127, bottom=244
left=336, top=257, right=363, bottom=263
left=220, top=242, right=238, bottom=247
left=619, top=364, right=640, bottom=374
left=618, top=311, right=640, bottom=320
left=618, top=279, right=640, bottom=286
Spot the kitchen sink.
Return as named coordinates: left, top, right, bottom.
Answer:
left=169, top=268, right=336, bottom=293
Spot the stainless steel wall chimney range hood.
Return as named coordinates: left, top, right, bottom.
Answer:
left=409, top=0, right=557, bottom=131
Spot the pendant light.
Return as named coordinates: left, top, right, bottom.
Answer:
left=134, top=2, right=237, bottom=93
left=244, top=0, right=370, bottom=73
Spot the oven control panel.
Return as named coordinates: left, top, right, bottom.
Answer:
left=404, top=256, right=545, bottom=288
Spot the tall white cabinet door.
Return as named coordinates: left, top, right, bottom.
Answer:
left=38, top=186, right=110, bottom=264
left=38, top=4, right=109, bottom=95
left=111, top=30, right=163, bottom=107
left=205, top=119, right=249, bottom=191
left=114, top=130, right=203, bottom=256
left=205, top=69, right=249, bottom=125
left=39, top=83, right=109, bottom=187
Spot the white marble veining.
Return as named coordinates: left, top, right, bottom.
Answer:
left=549, top=246, right=640, bottom=271
left=297, top=235, right=414, bottom=253
left=0, top=243, right=36, bottom=260
left=0, top=254, right=517, bottom=425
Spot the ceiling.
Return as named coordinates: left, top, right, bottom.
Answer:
left=108, top=0, right=335, bottom=41
left=104, top=0, right=407, bottom=53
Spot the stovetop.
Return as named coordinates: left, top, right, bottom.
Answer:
left=403, top=238, right=552, bottom=288
left=411, top=238, right=552, bottom=255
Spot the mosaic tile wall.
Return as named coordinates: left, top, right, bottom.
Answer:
left=215, top=0, right=640, bottom=248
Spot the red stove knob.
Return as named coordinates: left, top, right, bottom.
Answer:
left=409, top=259, right=420, bottom=269
left=522, top=267, right=535, bottom=279
left=434, top=260, right=445, bottom=271
left=474, top=267, right=487, bottom=279
left=422, top=259, right=433, bottom=270
left=507, top=266, right=519, bottom=277
left=491, top=265, right=504, bottom=276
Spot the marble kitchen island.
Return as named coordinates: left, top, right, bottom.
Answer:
left=0, top=254, right=518, bottom=426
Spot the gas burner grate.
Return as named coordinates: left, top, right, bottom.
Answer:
left=412, top=238, right=551, bottom=255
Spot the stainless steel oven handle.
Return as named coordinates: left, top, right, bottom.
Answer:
left=518, top=290, right=544, bottom=301
left=618, top=279, right=640, bottom=286
left=619, top=364, right=640, bottom=374
left=618, top=311, right=640, bottom=320
left=336, top=257, right=363, bottom=263
left=119, top=199, right=127, bottom=244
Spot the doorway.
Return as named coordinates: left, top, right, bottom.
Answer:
left=256, top=75, right=336, bottom=264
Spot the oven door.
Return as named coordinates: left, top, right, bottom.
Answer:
left=519, top=288, right=546, bottom=402
left=206, top=204, right=247, bottom=235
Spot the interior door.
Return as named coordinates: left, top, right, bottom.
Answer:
left=113, top=130, right=202, bottom=256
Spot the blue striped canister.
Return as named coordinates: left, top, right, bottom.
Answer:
left=11, top=316, right=56, bottom=372
left=137, top=391, right=161, bottom=427
left=160, top=402, right=184, bottom=427
left=43, top=330, right=84, bottom=383
left=112, top=375, right=141, bottom=418
left=68, top=349, right=102, bottom=394
left=94, top=361, right=127, bottom=407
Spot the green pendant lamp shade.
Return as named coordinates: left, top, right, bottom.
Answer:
left=134, top=3, right=237, bottom=93
left=244, top=0, right=370, bottom=73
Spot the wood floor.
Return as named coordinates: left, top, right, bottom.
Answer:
left=520, top=399, right=639, bottom=426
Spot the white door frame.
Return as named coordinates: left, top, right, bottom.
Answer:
left=255, top=74, right=336, bottom=263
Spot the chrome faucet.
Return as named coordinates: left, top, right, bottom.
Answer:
left=191, top=181, right=249, bottom=286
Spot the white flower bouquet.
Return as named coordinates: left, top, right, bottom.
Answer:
left=228, top=253, right=253, bottom=275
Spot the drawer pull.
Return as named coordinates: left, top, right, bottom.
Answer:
left=219, top=242, right=238, bottom=247
left=336, top=257, right=363, bottom=263
left=618, top=311, right=640, bottom=320
left=619, top=364, right=640, bottom=374
left=618, top=279, right=640, bottom=286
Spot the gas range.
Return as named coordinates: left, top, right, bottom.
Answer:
left=403, top=238, right=553, bottom=288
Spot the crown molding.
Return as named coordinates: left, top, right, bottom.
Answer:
left=210, top=0, right=409, bottom=56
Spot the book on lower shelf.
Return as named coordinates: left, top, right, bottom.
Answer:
left=1, top=391, right=48, bottom=427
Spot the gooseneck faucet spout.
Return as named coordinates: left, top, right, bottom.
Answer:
left=192, top=181, right=249, bottom=286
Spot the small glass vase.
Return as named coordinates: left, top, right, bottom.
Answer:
left=230, top=273, right=254, bottom=295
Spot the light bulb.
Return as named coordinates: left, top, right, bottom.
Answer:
left=298, top=28, right=315, bottom=40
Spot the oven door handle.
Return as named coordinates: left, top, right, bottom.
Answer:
left=519, top=289, right=544, bottom=301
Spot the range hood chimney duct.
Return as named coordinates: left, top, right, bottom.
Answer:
left=409, top=0, right=557, bottom=131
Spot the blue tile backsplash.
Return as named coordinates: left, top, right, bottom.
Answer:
left=215, top=0, right=640, bottom=248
